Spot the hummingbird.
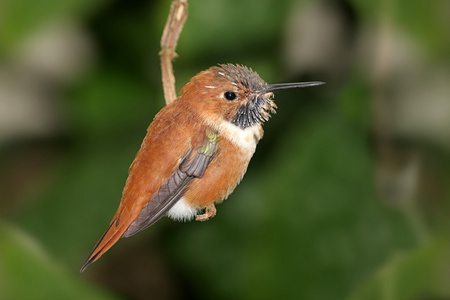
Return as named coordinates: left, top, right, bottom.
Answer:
left=81, top=64, right=324, bottom=272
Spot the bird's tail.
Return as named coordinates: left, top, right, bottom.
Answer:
left=80, top=215, right=128, bottom=272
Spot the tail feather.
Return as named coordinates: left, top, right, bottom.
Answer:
left=80, top=216, right=129, bottom=272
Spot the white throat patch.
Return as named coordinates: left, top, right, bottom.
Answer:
left=216, top=120, right=262, bottom=154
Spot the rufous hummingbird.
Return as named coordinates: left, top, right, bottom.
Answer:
left=81, top=64, right=324, bottom=271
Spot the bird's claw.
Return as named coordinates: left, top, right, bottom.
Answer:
left=196, top=204, right=216, bottom=221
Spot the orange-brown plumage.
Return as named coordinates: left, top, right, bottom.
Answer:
left=81, top=64, right=324, bottom=271
left=81, top=97, right=205, bottom=270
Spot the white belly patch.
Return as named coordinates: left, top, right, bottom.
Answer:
left=167, top=197, right=198, bottom=221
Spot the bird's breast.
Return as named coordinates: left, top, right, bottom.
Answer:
left=215, top=119, right=263, bottom=155
left=179, top=121, right=263, bottom=210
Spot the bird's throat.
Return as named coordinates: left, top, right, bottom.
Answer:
left=232, top=95, right=276, bottom=129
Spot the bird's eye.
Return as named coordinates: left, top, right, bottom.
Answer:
left=224, top=91, right=237, bottom=101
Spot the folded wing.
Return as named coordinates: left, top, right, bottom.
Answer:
left=80, top=129, right=218, bottom=272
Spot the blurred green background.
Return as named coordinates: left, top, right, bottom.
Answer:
left=1, top=0, right=450, bottom=299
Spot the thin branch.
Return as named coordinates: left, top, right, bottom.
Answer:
left=159, top=0, right=188, bottom=105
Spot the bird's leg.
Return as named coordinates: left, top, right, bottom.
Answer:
left=196, top=204, right=216, bottom=221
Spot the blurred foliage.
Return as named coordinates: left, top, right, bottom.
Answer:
left=0, top=0, right=111, bottom=56
left=0, top=221, right=120, bottom=300
left=1, top=0, right=450, bottom=299
left=349, top=237, right=450, bottom=300
left=353, top=0, right=450, bottom=58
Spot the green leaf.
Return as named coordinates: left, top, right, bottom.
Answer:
left=0, top=220, right=120, bottom=300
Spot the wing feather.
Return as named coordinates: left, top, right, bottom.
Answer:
left=80, top=109, right=218, bottom=271
left=124, top=131, right=218, bottom=237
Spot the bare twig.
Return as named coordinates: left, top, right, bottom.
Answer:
left=159, top=0, right=188, bottom=105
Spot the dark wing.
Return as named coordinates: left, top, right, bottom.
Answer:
left=122, top=130, right=219, bottom=237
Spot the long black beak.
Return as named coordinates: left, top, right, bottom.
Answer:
left=265, top=81, right=325, bottom=92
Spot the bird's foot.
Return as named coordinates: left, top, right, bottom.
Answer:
left=196, top=204, right=216, bottom=221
